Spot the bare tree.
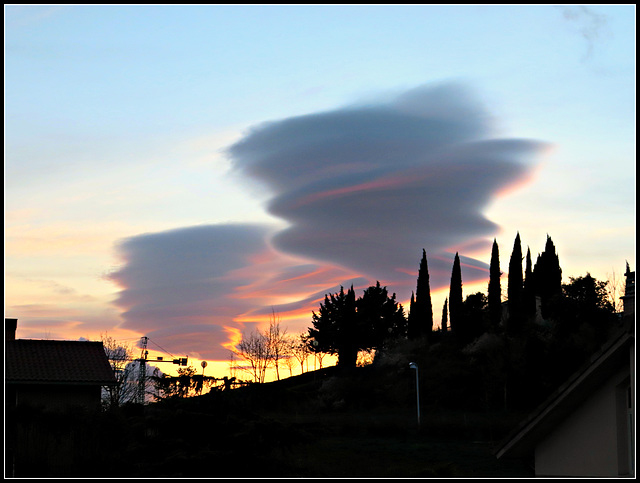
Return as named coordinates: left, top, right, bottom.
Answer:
left=235, top=328, right=272, bottom=383
left=267, top=309, right=289, bottom=381
left=290, top=332, right=312, bottom=374
left=228, top=350, right=239, bottom=379
left=233, top=311, right=292, bottom=383
left=101, top=333, right=137, bottom=408
left=282, top=336, right=297, bottom=377
left=606, top=269, right=625, bottom=313
left=308, top=336, right=328, bottom=369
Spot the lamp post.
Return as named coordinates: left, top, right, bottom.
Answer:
left=409, top=362, right=420, bottom=427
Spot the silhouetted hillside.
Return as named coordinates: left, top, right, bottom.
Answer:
left=7, top=363, right=534, bottom=477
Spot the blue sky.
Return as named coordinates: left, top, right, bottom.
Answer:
left=5, top=5, right=635, bottom=372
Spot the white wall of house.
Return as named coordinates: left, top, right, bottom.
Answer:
left=535, top=366, right=631, bottom=477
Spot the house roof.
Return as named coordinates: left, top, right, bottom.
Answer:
left=5, top=339, right=117, bottom=386
left=494, top=328, right=634, bottom=459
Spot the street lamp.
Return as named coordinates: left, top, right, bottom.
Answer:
left=409, top=362, right=420, bottom=427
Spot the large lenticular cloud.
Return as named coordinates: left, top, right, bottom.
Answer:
left=228, top=83, right=546, bottom=289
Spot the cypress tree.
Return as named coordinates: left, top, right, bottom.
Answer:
left=415, top=249, right=434, bottom=339
left=488, top=238, right=502, bottom=331
left=441, top=298, right=448, bottom=332
left=407, top=250, right=434, bottom=340
left=449, top=252, right=463, bottom=338
left=507, top=232, right=523, bottom=333
left=408, top=291, right=416, bottom=339
left=523, top=247, right=537, bottom=317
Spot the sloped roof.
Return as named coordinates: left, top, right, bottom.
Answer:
left=494, top=328, right=634, bottom=459
left=6, top=339, right=117, bottom=386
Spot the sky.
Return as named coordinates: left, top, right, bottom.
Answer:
left=5, top=5, right=636, bottom=379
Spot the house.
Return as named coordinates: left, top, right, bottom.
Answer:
left=495, top=267, right=635, bottom=477
left=5, top=318, right=117, bottom=411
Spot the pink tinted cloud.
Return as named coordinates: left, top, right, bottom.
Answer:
left=228, top=83, right=547, bottom=291
left=109, top=82, right=547, bottom=361
left=108, top=224, right=365, bottom=360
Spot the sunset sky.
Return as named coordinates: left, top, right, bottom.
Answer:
left=5, top=5, right=635, bottom=378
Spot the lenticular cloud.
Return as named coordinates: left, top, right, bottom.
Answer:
left=109, top=82, right=547, bottom=359
left=228, top=83, right=546, bottom=289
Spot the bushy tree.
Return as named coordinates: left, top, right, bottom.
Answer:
left=309, top=285, right=358, bottom=368
left=462, top=292, right=488, bottom=341
left=534, top=235, right=562, bottom=318
left=153, top=366, right=201, bottom=399
left=357, top=281, right=406, bottom=350
left=309, top=283, right=406, bottom=369
left=537, top=273, right=618, bottom=389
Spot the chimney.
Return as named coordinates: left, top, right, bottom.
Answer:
left=6, top=318, right=17, bottom=341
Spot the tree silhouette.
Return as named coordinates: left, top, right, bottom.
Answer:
left=291, top=332, right=312, bottom=373
left=441, top=298, right=448, bottom=332
left=357, top=281, right=406, bottom=350
left=408, top=291, right=416, bottom=338
left=462, top=292, right=487, bottom=341
left=408, top=249, right=434, bottom=340
left=309, top=283, right=406, bottom=369
left=543, top=273, right=618, bottom=389
left=309, top=285, right=358, bottom=368
left=235, top=328, right=272, bottom=383
left=266, top=309, right=288, bottom=381
left=507, top=232, right=523, bottom=333
left=534, top=235, right=563, bottom=318
left=487, top=239, right=502, bottom=332
left=523, top=247, right=536, bottom=317
left=101, top=333, right=137, bottom=408
left=449, top=252, right=463, bottom=339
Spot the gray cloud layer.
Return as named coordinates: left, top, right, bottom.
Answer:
left=229, top=83, right=545, bottom=289
left=109, top=223, right=362, bottom=359
left=109, top=224, right=271, bottom=358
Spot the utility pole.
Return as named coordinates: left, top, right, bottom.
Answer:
left=134, top=335, right=188, bottom=405
left=137, top=336, right=149, bottom=405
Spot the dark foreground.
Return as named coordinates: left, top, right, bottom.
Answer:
left=6, top=367, right=533, bottom=478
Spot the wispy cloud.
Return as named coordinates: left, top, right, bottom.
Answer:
left=5, top=6, right=66, bottom=29
left=558, top=6, right=610, bottom=62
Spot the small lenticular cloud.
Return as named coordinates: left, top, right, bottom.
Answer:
left=228, top=82, right=547, bottom=290
left=108, top=223, right=361, bottom=359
